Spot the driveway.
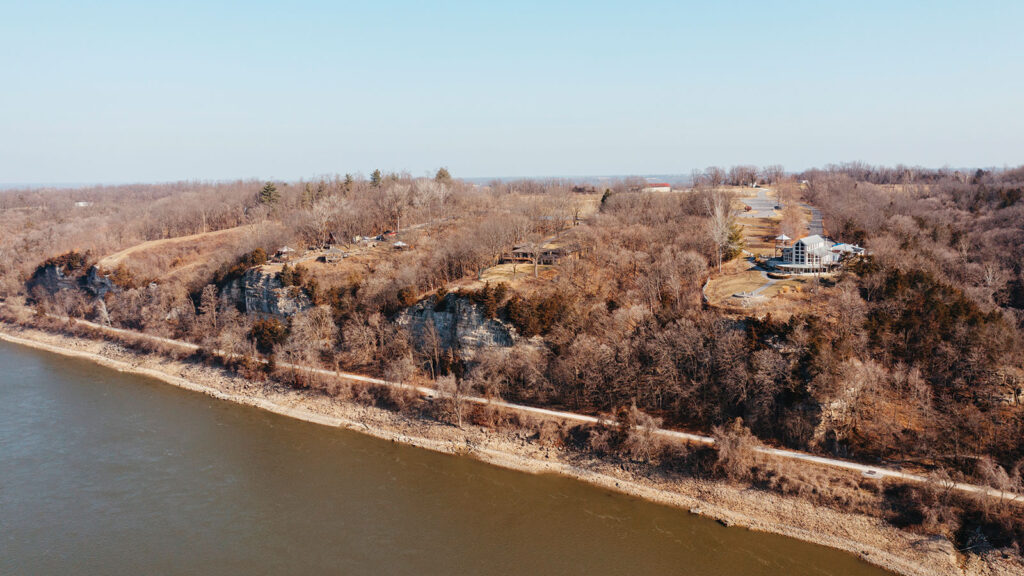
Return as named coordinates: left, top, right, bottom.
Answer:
left=737, top=188, right=776, bottom=219
left=803, top=204, right=824, bottom=235
left=744, top=187, right=824, bottom=236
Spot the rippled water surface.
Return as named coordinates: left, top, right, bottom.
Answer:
left=0, top=341, right=892, bottom=575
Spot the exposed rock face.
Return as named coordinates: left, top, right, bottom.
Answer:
left=83, top=266, right=117, bottom=298
left=395, top=294, right=517, bottom=356
left=222, top=267, right=311, bottom=317
left=29, top=265, right=118, bottom=298
left=28, top=265, right=79, bottom=294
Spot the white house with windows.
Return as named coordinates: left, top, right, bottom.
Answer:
left=776, top=234, right=863, bottom=273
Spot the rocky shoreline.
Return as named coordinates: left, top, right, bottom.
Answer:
left=1, top=322, right=1020, bottom=576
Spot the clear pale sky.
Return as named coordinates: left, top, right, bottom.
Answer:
left=2, top=1, right=1022, bottom=183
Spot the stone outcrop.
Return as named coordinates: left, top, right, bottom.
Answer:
left=83, top=266, right=118, bottom=298
left=28, top=265, right=80, bottom=294
left=395, top=293, right=517, bottom=356
left=29, top=265, right=118, bottom=298
left=222, top=267, right=311, bottom=317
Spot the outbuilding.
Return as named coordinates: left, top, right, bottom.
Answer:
left=641, top=182, right=672, bottom=193
left=275, top=246, right=296, bottom=261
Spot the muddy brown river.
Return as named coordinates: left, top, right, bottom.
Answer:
left=0, top=341, right=892, bottom=575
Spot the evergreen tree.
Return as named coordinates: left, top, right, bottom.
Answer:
left=278, top=264, right=296, bottom=286
left=434, top=167, right=452, bottom=182
left=480, top=282, right=498, bottom=318
left=370, top=169, right=383, bottom=188
left=258, top=182, right=280, bottom=205
left=249, top=318, right=288, bottom=355
left=302, top=183, right=314, bottom=207
left=725, top=222, right=746, bottom=261
left=493, top=282, right=509, bottom=303
left=250, top=248, right=268, bottom=266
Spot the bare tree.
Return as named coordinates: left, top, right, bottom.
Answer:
left=759, top=165, right=785, bottom=184
left=523, top=233, right=546, bottom=278
left=728, top=165, right=758, bottom=187
left=198, top=284, right=219, bottom=337
left=712, top=418, right=761, bottom=481
left=619, top=404, right=663, bottom=462
left=507, top=214, right=532, bottom=280
left=384, top=353, right=417, bottom=385
left=376, top=183, right=411, bottom=232
left=291, top=305, right=337, bottom=361
left=437, top=374, right=472, bottom=428
left=703, top=166, right=726, bottom=187
left=420, top=320, right=443, bottom=379
left=703, top=190, right=734, bottom=273
left=303, top=197, right=339, bottom=248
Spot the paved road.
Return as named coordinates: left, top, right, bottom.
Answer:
left=738, top=187, right=824, bottom=237
left=737, top=188, right=777, bottom=219
left=801, top=203, right=824, bottom=236
left=750, top=267, right=777, bottom=296
left=11, top=311, right=1021, bottom=504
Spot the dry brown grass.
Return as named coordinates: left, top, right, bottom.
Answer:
left=454, top=230, right=579, bottom=292
left=736, top=216, right=782, bottom=257
left=455, top=262, right=558, bottom=292
left=98, top=225, right=250, bottom=269
left=265, top=241, right=404, bottom=291
left=705, top=257, right=831, bottom=321
left=760, top=276, right=814, bottom=298
left=95, top=223, right=286, bottom=284
left=704, top=262, right=769, bottom=303
left=704, top=188, right=832, bottom=317
left=725, top=185, right=762, bottom=199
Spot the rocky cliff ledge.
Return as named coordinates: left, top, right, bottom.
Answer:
left=222, top=268, right=311, bottom=316
left=395, top=293, right=517, bottom=356
left=29, top=265, right=118, bottom=298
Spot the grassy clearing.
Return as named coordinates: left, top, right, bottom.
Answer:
left=280, top=246, right=391, bottom=288
left=761, top=277, right=811, bottom=298
left=728, top=185, right=762, bottom=199
left=737, top=216, right=782, bottom=257
left=455, top=262, right=558, bottom=292
left=98, top=226, right=251, bottom=269
left=705, top=264, right=769, bottom=305
left=94, top=224, right=283, bottom=284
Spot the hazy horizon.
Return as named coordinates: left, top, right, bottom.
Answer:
left=1, top=163, right=1020, bottom=192
left=3, top=1, right=1023, bottom=183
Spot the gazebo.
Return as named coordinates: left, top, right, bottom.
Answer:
left=774, top=234, right=791, bottom=258
left=275, top=246, right=296, bottom=261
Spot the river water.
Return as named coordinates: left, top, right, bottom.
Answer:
left=0, top=341, right=892, bottom=575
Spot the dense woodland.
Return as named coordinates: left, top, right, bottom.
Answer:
left=3, top=164, right=1023, bottom=552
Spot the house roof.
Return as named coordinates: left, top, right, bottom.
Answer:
left=775, top=234, right=791, bottom=241
left=832, top=243, right=865, bottom=254
left=796, top=234, right=826, bottom=246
